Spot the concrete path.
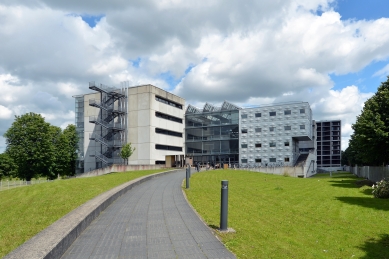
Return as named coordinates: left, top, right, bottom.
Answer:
left=61, top=170, right=236, bottom=259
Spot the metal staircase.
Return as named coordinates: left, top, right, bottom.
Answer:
left=88, top=81, right=127, bottom=168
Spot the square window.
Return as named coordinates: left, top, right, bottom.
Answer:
left=269, top=158, right=276, bottom=162
left=300, top=125, right=305, bottom=129
left=241, top=129, right=248, bottom=133
left=255, top=158, right=262, bottom=163
left=255, top=128, right=261, bottom=132
left=284, top=157, right=290, bottom=162
left=241, top=144, right=248, bottom=148
left=284, top=110, right=291, bottom=115
left=300, top=109, right=305, bottom=114
left=269, top=142, right=276, bottom=147
left=255, top=143, right=262, bottom=148
left=269, top=111, right=276, bottom=116
left=255, top=113, right=261, bottom=117
left=241, top=159, right=248, bottom=163
left=241, top=114, right=248, bottom=119
left=284, top=126, right=291, bottom=130
left=269, top=127, right=275, bottom=132
left=284, top=142, right=290, bottom=146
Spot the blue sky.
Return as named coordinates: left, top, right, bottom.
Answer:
left=331, top=0, right=389, bottom=93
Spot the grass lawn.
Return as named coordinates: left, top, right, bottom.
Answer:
left=0, top=169, right=166, bottom=258
left=184, top=170, right=389, bottom=259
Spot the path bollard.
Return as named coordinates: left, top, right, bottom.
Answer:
left=188, top=165, right=191, bottom=178
left=220, top=180, right=228, bottom=231
left=186, top=168, right=190, bottom=189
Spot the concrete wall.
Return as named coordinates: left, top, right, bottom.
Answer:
left=77, top=164, right=168, bottom=178
left=83, top=92, right=100, bottom=172
left=127, top=85, right=185, bottom=165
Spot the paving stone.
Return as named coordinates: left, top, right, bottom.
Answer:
left=60, top=170, right=236, bottom=259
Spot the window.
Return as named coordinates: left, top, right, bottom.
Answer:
left=255, top=113, right=261, bottom=117
left=284, top=110, right=291, bottom=115
left=269, top=111, right=276, bottom=116
left=255, top=128, right=261, bottom=132
left=155, top=128, right=182, bottom=137
left=284, top=157, right=290, bottom=162
left=269, top=127, right=275, bottom=132
left=241, top=129, right=248, bottom=133
left=284, top=126, right=291, bottom=130
left=241, top=159, right=248, bottom=163
left=155, top=112, right=183, bottom=123
left=155, top=144, right=182, bottom=151
left=255, top=158, right=262, bottom=163
left=155, top=160, right=166, bottom=165
left=241, top=114, right=247, bottom=119
left=284, top=142, right=290, bottom=146
left=300, top=109, right=305, bottom=114
left=269, top=158, right=276, bottom=162
left=241, top=144, right=248, bottom=148
left=155, top=96, right=183, bottom=109
left=269, top=142, right=276, bottom=147
left=300, top=125, right=305, bottom=129
left=255, top=143, right=262, bottom=148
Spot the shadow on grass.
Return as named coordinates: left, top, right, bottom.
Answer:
left=358, top=234, right=389, bottom=259
left=336, top=196, right=389, bottom=211
left=209, top=224, right=219, bottom=230
left=329, top=179, right=361, bottom=189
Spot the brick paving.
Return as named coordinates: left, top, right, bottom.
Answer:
left=61, top=170, right=236, bottom=259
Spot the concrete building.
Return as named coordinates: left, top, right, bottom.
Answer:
left=316, top=120, right=342, bottom=169
left=239, top=102, right=315, bottom=173
left=75, top=82, right=185, bottom=173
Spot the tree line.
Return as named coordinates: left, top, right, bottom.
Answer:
left=0, top=112, right=78, bottom=181
left=342, top=76, right=389, bottom=166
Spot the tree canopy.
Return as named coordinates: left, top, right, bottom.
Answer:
left=347, top=76, right=389, bottom=166
left=120, top=143, right=136, bottom=164
left=3, top=112, right=79, bottom=180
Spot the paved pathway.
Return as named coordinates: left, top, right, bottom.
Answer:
left=61, top=170, right=236, bottom=259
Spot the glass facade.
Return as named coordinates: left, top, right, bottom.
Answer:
left=75, top=96, right=85, bottom=174
left=185, top=102, right=240, bottom=165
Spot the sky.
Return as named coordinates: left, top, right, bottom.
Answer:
left=0, top=0, right=389, bottom=153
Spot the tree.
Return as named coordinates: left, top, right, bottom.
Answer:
left=0, top=153, right=17, bottom=180
left=120, top=143, right=136, bottom=164
left=49, top=125, right=69, bottom=179
left=63, top=124, right=78, bottom=176
left=4, top=113, right=54, bottom=181
left=349, top=76, right=389, bottom=165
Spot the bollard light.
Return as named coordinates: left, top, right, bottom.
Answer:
left=220, top=180, right=228, bottom=231
left=186, top=168, right=190, bottom=189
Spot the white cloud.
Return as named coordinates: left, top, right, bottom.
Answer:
left=0, top=105, right=12, bottom=119
left=0, top=0, right=388, bottom=153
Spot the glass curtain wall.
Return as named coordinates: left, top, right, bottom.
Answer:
left=185, top=102, right=240, bottom=165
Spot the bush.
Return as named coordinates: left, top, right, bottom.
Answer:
left=372, top=179, right=389, bottom=199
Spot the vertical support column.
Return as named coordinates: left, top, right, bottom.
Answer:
left=220, top=180, right=228, bottom=231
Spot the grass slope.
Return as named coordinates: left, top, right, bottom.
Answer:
left=0, top=169, right=166, bottom=257
left=184, top=170, right=389, bottom=259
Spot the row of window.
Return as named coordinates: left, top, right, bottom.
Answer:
left=241, top=109, right=305, bottom=119
left=155, top=111, right=183, bottom=123
left=155, top=96, right=183, bottom=109
left=155, top=144, right=182, bottom=151
left=241, top=142, right=290, bottom=148
left=241, top=125, right=305, bottom=133
left=155, top=128, right=182, bottom=138
left=241, top=157, right=290, bottom=163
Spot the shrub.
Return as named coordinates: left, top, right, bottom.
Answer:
left=372, top=179, right=389, bottom=199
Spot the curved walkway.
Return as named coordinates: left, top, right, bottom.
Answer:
left=61, top=170, right=236, bottom=259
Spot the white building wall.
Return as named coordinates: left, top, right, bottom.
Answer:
left=83, top=92, right=100, bottom=172
left=239, top=102, right=312, bottom=166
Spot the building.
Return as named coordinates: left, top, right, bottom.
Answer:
left=75, top=82, right=185, bottom=173
left=185, top=102, right=241, bottom=166
left=239, top=102, right=315, bottom=171
left=316, top=120, right=341, bottom=169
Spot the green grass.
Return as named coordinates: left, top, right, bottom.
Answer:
left=0, top=169, right=166, bottom=257
left=184, top=170, right=389, bottom=259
